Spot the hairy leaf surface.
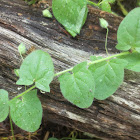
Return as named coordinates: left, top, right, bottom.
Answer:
left=89, top=58, right=127, bottom=100
left=16, top=50, right=54, bottom=92
left=116, top=8, right=140, bottom=52
left=0, top=89, right=9, bottom=122
left=59, top=62, right=95, bottom=108
left=10, top=90, right=42, bottom=132
left=52, top=0, right=88, bottom=37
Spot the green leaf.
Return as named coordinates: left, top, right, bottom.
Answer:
left=14, top=69, right=19, bottom=77
left=52, top=0, right=88, bottom=37
left=90, top=55, right=102, bottom=61
left=106, top=0, right=115, bottom=3
left=116, top=8, right=140, bottom=52
left=89, top=58, right=127, bottom=100
left=0, top=89, right=9, bottom=122
left=18, top=43, right=26, bottom=55
left=48, top=138, right=58, bottom=140
left=100, top=0, right=115, bottom=13
left=59, top=62, right=95, bottom=108
left=16, top=50, right=54, bottom=92
left=100, top=1, right=111, bottom=13
left=119, top=52, right=140, bottom=72
left=10, top=90, right=42, bottom=132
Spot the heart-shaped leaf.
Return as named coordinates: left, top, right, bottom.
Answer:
left=52, top=0, right=88, bottom=37
left=0, top=89, right=9, bottom=122
left=16, top=50, right=54, bottom=92
left=116, top=8, right=140, bottom=52
left=89, top=57, right=127, bottom=100
left=10, top=90, right=42, bottom=132
left=59, top=62, right=95, bottom=108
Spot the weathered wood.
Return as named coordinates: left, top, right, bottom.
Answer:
left=0, top=0, right=140, bottom=139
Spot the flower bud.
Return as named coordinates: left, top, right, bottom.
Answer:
left=18, top=43, right=26, bottom=55
left=99, top=18, right=108, bottom=29
left=42, top=9, right=52, bottom=18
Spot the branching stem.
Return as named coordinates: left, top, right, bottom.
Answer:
left=10, top=51, right=130, bottom=100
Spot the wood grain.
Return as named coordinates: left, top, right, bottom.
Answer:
left=0, top=0, right=140, bottom=139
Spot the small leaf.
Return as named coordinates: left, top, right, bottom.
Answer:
left=59, top=62, right=95, bottom=108
left=52, top=0, right=88, bottom=37
left=0, top=89, right=9, bottom=122
left=18, top=43, right=26, bottom=55
left=119, top=52, right=140, bottom=72
left=10, top=90, right=42, bottom=132
left=14, top=69, right=20, bottom=77
left=100, top=1, right=111, bottom=13
left=89, top=58, right=127, bottom=100
left=116, top=8, right=140, bottom=52
left=42, top=9, right=52, bottom=18
left=16, top=50, right=54, bottom=92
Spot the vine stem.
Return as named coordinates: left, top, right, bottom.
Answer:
left=10, top=85, right=36, bottom=102
left=87, top=0, right=99, bottom=6
left=87, top=51, right=129, bottom=65
left=55, top=51, right=130, bottom=77
left=105, top=28, right=109, bottom=56
left=117, top=0, right=128, bottom=16
left=10, top=51, right=130, bottom=101
left=9, top=114, right=15, bottom=140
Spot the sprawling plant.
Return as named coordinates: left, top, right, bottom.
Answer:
left=0, top=2, right=140, bottom=138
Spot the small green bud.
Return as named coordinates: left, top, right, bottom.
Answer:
left=14, top=69, right=19, bottom=77
left=42, top=9, right=52, bottom=18
left=99, top=18, right=109, bottom=29
left=18, top=43, right=26, bottom=55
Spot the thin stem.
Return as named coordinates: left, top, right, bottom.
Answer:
left=54, top=51, right=130, bottom=77
left=20, top=53, right=24, bottom=61
left=117, top=0, right=128, bottom=16
left=105, top=28, right=109, bottom=56
left=9, top=114, right=15, bottom=140
left=54, top=67, right=73, bottom=77
left=87, top=0, right=99, bottom=7
left=10, top=85, right=36, bottom=102
left=87, top=51, right=130, bottom=66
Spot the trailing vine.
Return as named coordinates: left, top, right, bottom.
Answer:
left=0, top=2, right=140, bottom=138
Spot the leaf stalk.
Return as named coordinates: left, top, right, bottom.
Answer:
left=10, top=85, right=36, bottom=102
